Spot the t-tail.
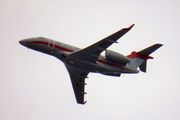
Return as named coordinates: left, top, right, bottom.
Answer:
left=127, top=44, right=163, bottom=72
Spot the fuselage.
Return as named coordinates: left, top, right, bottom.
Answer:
left=19, top=37, right=139, bottom=75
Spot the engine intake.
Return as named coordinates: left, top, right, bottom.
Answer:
left=105, top=50, right=130, bottom=65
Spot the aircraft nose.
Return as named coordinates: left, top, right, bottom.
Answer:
left=19, top=39, right=27, bottom=46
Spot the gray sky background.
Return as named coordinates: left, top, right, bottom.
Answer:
left=1, top=0, right=180, bottom=120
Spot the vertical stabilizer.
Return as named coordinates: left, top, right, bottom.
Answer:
left=128, top=58, right=144, bottom=70
left=139, top=60, right=147, bottom=72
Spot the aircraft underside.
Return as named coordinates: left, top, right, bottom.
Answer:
left=19, top=24, right=163, bottom=104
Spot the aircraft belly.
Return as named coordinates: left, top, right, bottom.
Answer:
left=121, top=69, right=139, bottom=73
left=64, top=58, right=114, bottom=73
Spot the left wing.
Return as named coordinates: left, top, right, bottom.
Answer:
left=65, top=64, right=89, bottom=104
left=69, top=24, right=135, bottom=63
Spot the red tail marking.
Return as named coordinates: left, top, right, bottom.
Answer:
left=127, top=51, right=153, bottom=60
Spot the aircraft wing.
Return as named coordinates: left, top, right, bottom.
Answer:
left=69, top=24, right=135, bottom=63
left=65, top=64, right=89, bottom=104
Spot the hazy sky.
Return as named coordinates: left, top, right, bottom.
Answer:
left=1, top=0, right=180, bottom=120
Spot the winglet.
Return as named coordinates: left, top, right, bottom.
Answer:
left=126, top=24, right=135, bottom=30
left=83, top=101, right=87, bottom=104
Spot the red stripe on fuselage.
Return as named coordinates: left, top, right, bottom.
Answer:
left=33, top=41, right=135, bottom=72
left=33, top=41, right=74, bottom=52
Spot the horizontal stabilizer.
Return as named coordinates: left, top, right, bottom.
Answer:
left=137, top=44, right=163, bottom=56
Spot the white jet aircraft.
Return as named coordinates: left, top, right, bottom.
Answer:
left=19, top=24, right=163, bottom=104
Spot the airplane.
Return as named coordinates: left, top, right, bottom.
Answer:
left=19, top=24, right=163, bottom=105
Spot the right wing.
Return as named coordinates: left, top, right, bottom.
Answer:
left=65, top=64, right=89, bottom=104
left=69, top=24, right=135, bottom=63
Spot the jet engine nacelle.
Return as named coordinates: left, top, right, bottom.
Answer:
left=105, top=50, right=130, bottom=65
